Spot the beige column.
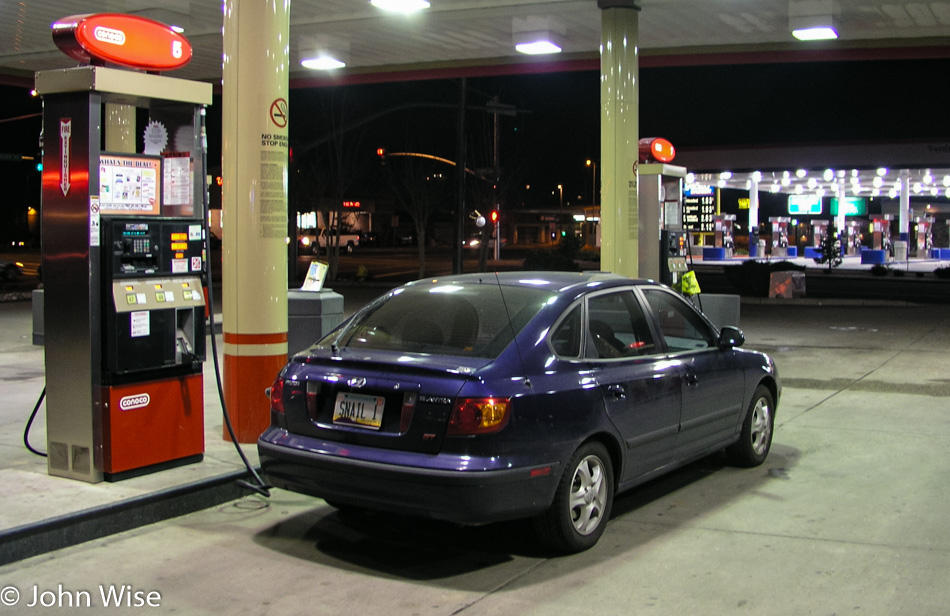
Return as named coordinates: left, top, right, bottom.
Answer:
left=598, top=0, right=641, bottom=277
left=222, top=0, right=291, bottom=442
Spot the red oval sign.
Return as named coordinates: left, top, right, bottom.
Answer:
left=52, top=13, right=192, bottom=72
left=638, top=137, right=676, bottom=163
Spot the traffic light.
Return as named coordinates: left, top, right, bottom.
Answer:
left=376, top=147, right=386, bottom=165
left=490, top=210, right=499, bottom=224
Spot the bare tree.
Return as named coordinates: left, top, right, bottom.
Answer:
left=383, top=152, right=454, bottom=279
left=291, top=94, right=366, bottom=281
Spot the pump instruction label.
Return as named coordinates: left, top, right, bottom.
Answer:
left=130, top=311, right=150, bottom=338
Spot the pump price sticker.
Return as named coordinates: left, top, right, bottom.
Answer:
left=171, top=258, right=188, bottom=273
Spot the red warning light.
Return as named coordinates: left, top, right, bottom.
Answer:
left=490, top=211, right=499, bottom=223
left=638, top=137, right=676, bottom=163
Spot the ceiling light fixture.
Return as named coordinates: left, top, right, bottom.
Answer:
left=300, top=37, right=349, bottom=71
left=792, top=26, right=837, bottom=40
left=515, top=39, right=562, bottom=55
left=371, top=0, right=430, bottom=12
left=789, top=0, right=839, bottom=41
left=513, top=16, right=564, bottom=55
left=301, top=55, right=346, bottom=70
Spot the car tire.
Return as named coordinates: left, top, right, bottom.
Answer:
left=534, top=441, right=614, bottom=553
left=727, top=384, right=775, bottom=467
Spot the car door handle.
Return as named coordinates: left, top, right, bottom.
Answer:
left=606, top=383, right=626, bottom=400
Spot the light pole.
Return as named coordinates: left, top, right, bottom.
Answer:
left=586, top=159, right=597, bottom=204
left=557, top=184, right=564, bottom=240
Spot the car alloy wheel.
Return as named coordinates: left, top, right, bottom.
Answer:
left=749, top=396, right=773, bottom=457
left=534, top=441, right=614, bottom=553
left=727, top=384, right=775, bottom=467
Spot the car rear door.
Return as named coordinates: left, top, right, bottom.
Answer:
left=580, top=290, right=685, bottom=481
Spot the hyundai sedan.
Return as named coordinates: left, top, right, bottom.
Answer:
left=258, top=271, right=780, bottom=553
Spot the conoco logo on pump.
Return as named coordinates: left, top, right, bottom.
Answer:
left=93, top=26, right=126, bottom=46
left=119, top=393, right=150, bottom=411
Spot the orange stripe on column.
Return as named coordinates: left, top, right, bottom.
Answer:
left=224, top=332, right=288, bottom=344
left=223, top=353, right=286, bottom=443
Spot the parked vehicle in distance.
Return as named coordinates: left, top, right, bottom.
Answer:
left=258, top=271, right=780, bottom=553
left=395, top=229, right=416, bottom=246
left=358, top=231, right=379, bottom=247
left=462, top=233, right=506, bottom=250
left=0, top=259, right=24, bottom=282
left=298, top=228, right=360, bottom=255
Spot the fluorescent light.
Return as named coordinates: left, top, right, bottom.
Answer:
left=301, top=56, right=346, bottom=70
left=792, top=26, right=838, bottom=40
left=299, top=36, right=349, bottom=70
left=513, top=18, right=564, bottom=55
left=515, top=39, right=562, bottom=55
left=371, top=0, right=430, bottom=12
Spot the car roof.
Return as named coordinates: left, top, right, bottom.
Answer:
left=403, top=271, right=657, bottom=295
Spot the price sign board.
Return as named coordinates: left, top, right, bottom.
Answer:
left=683, top=195, right=715, bottom=232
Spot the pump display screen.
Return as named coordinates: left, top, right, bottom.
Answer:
left=99, top=154, right=161, bottom=216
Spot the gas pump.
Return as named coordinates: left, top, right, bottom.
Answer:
left=769, top=217, right=791, bottom=257
left=807, top=220, right=830, bottom=258
left=713, top=214, right=736, bottom=258
left=913, top=216, right=934, bottom=258
left=37, top=16, right=212, bottom=482
left=639, top=163, right=688, bottom=286
left=871, top=215, right=894, bottom=254
left=845, top=220, right=864, bottom=256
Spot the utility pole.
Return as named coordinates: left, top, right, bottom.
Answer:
left=454, top=78, right=467, bottom=275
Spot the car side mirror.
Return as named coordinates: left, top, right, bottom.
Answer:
left=718, top=326, right=745, bottom=349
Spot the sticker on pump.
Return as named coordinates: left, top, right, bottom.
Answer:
left=172, top=258, right=188, bottom=273
left=188, top=225, right=202, bottom=241
left=130, top=311, right=150, bottom=337
left=191, top=257, right=202, bottom=271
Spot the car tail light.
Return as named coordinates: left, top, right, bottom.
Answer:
left=269, top=377, right=285, bottom=414
left=447, top=397, right=511, bottom=435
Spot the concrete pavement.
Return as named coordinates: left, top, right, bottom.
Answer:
left=1, top=293, right=949, bottom=614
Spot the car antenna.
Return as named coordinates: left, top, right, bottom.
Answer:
left=494, top=273, right=531, bottom=388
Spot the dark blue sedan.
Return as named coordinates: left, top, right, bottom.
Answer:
left=258, top=271, right=780, bottom=553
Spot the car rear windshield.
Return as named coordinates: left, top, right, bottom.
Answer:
left=324, top=283, right=554, bottom=358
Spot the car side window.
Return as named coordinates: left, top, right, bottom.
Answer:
left=585, top=291, right=656, bottom=360
left=550, top=305, right=582, bottom=358
left=642, top=289, right=716, bottom=352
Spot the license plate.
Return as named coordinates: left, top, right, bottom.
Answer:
left=332, top=392, right=385, bottom=430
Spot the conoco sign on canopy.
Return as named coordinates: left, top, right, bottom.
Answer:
left=52, top=13, right=192, bottom=71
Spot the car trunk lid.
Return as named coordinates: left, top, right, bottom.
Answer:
left=280, top=354, right=484, bottom=454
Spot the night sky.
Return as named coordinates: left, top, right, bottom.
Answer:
left=3, top=56, right=949, bottom=243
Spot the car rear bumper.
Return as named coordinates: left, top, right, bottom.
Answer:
left=257, top=428, right=561, bottom=524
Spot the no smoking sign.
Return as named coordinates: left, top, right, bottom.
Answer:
left=269, top=98, right=288, bottom=128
